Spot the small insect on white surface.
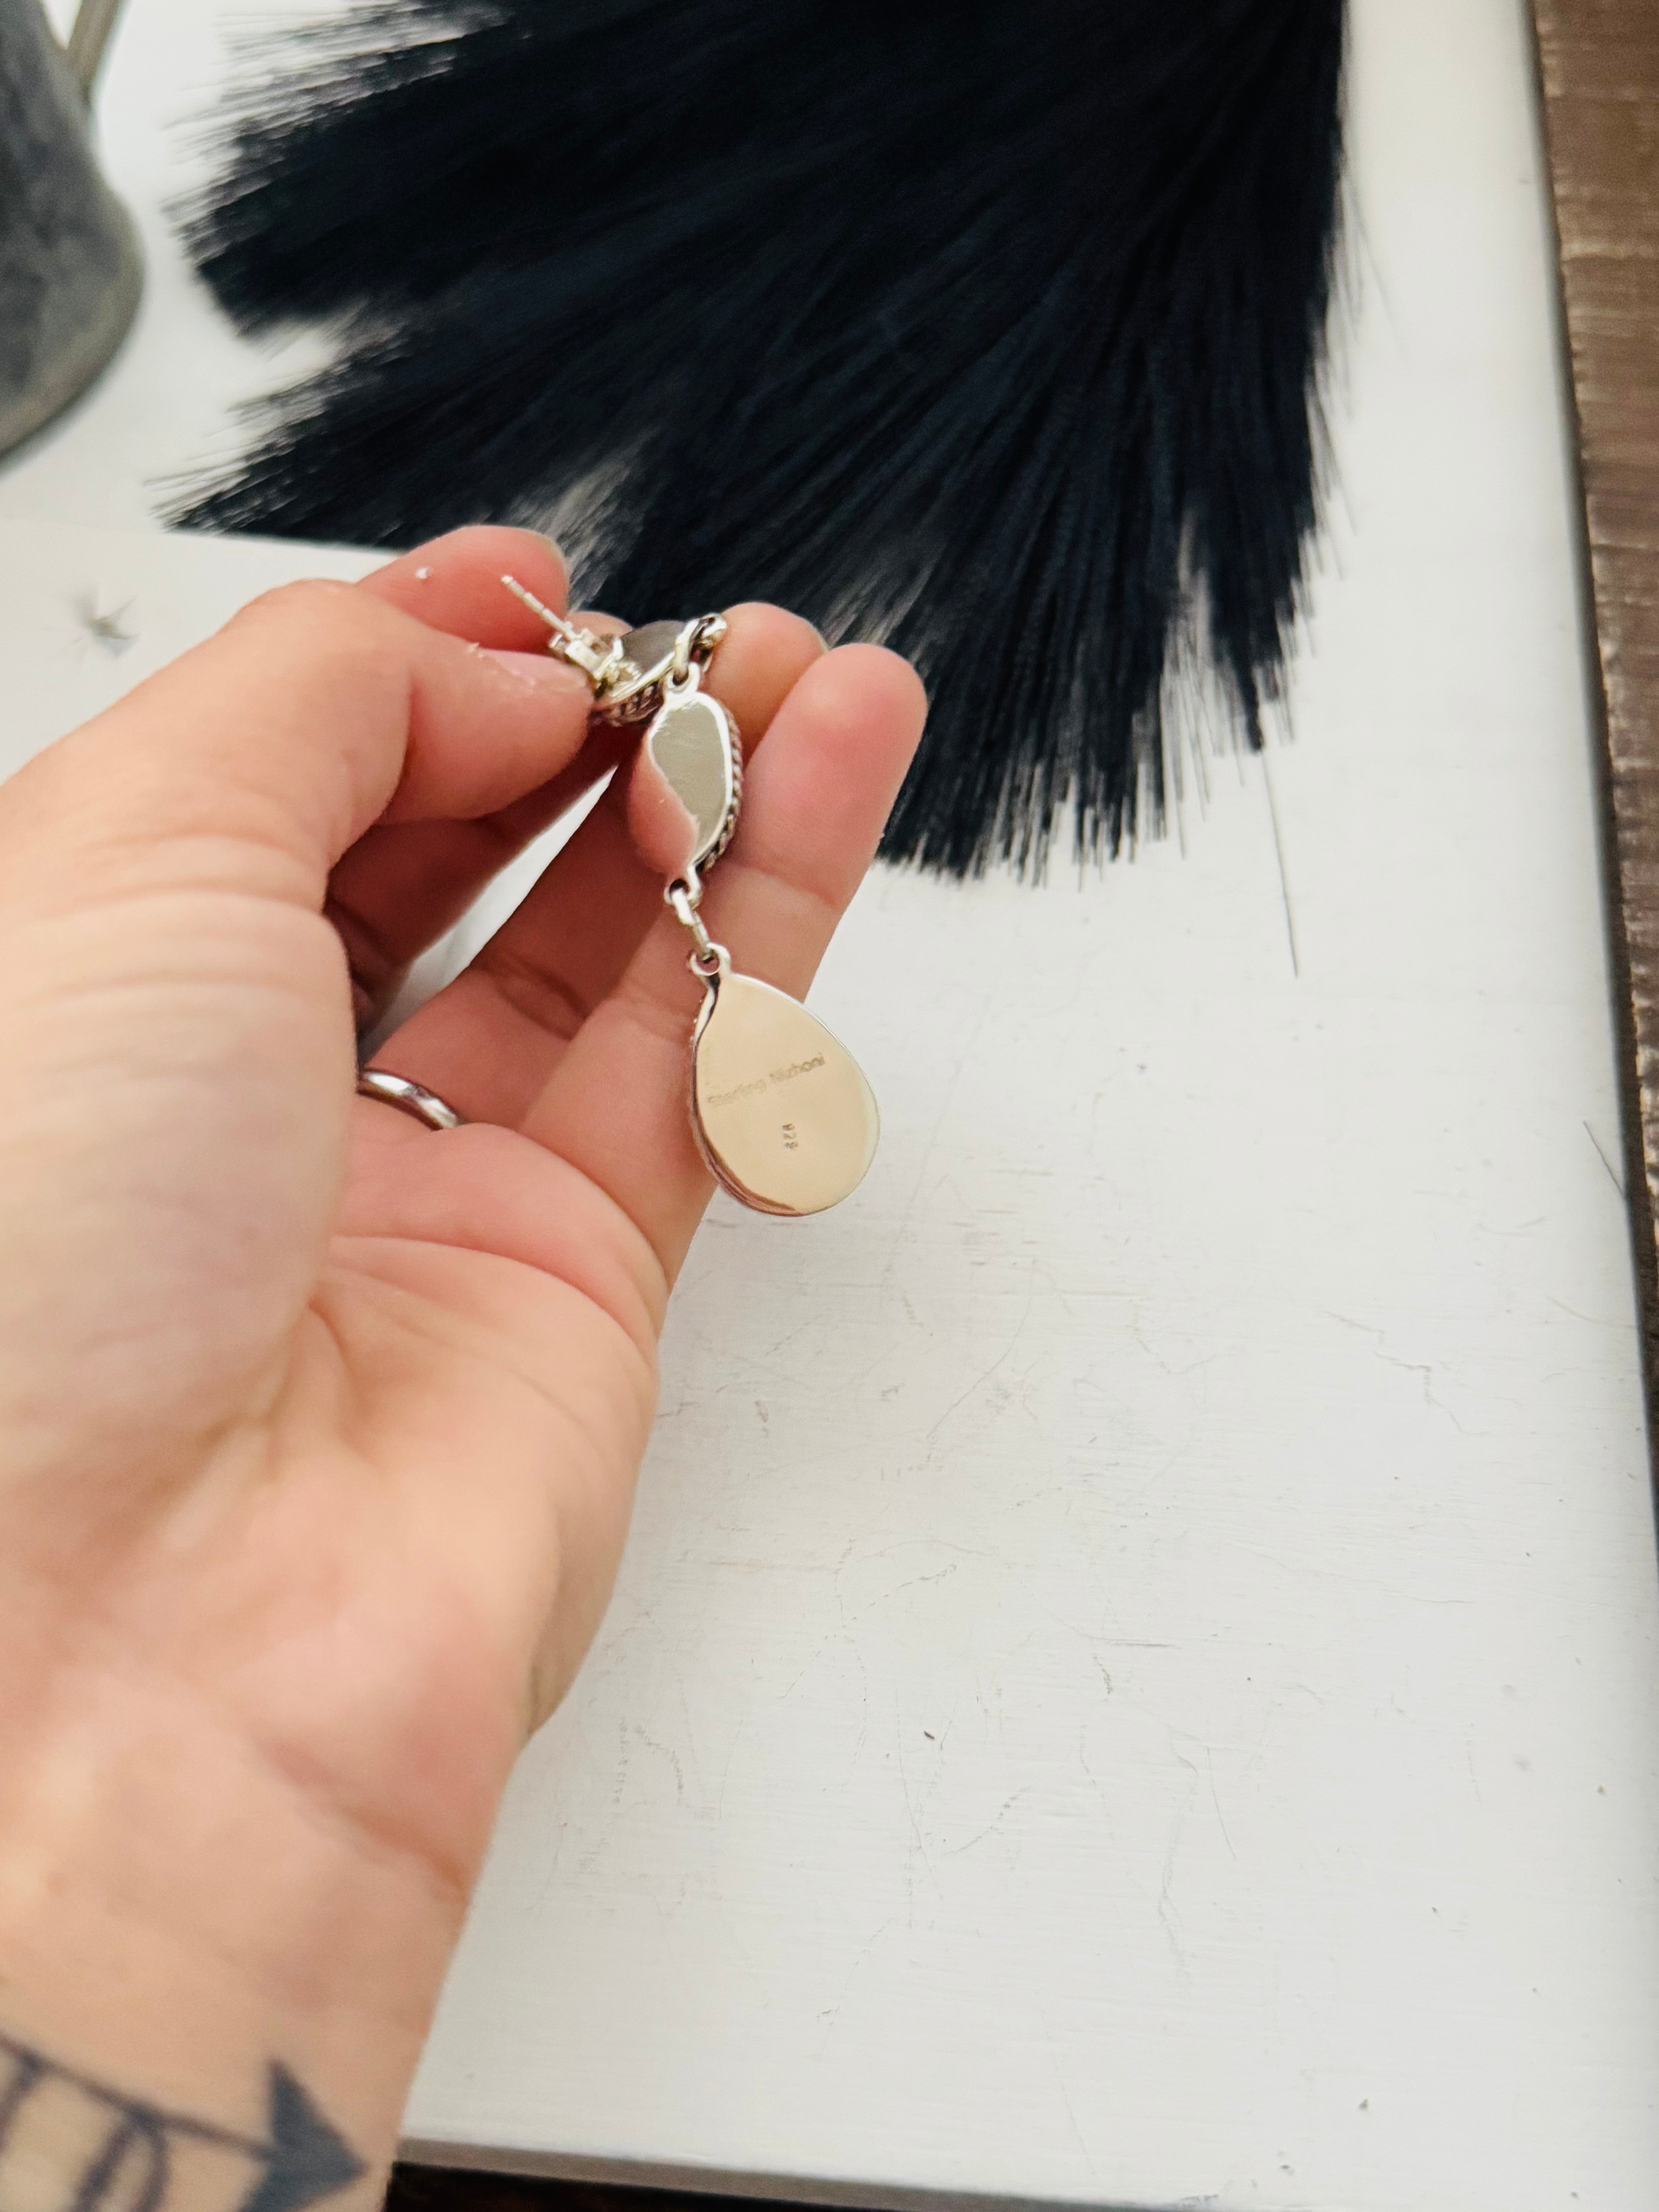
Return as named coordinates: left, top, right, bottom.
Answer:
left=70, top=589, right=136, bottom=657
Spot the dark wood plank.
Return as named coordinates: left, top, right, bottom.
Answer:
left=1530, top=0, right=1659, bottom=1389
left=386, top=2166, right=800, bottom=2212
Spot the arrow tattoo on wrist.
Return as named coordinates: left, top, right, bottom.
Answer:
left=0, top=2032, right=364, bottom=2212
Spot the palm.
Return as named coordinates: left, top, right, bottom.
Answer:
left=231, top=1124, right=658, bottom=1892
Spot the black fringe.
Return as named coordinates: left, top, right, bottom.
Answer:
left=173, top=0, right=1345, bottom=878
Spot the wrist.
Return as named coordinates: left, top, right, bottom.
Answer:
left=0, top=1606, right=475, bottom=2212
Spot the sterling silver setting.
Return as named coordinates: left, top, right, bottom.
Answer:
left=501, top=575, right=727, bottom=725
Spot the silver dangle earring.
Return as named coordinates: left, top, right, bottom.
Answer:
left=502, top=577, right=880, bottom=1217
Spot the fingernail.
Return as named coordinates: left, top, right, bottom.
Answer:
left=805, top=620, right=830, bottom=653
left=532, top=531, right=568, bottom=575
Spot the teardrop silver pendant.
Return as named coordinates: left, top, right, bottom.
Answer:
left=690, top=953, right=880, bottom=1216
left=503, top=581, right=882, bottom=1216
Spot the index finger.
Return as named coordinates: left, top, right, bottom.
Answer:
left=9, top=575, right=599, bottom=915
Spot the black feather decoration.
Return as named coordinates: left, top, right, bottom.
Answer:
left=173, top=0, right=1345, bottom=877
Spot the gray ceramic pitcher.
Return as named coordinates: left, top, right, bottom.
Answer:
left=0, top=0, right=140, bottom=457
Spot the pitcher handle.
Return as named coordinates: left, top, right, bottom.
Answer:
left=62, top=0, right=125, bottom=96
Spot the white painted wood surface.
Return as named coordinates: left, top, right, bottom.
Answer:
left=3, top=0, right=1659, bottom=2207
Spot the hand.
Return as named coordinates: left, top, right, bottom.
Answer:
left=0, top=528, right=924, bottom=2197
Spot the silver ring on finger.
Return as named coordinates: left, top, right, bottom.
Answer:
left=356, top=1068, right=466, bottom=1132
